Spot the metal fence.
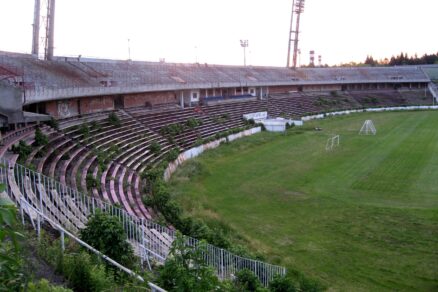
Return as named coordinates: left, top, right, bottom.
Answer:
left=0, top=157, right=286, bottom=286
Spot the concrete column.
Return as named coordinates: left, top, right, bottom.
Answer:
left=180, top=92, right=184, bottom=108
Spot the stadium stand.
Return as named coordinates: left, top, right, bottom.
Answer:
left=1, top=51, right=436, bottom=287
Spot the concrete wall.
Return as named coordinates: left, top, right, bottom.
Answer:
left=269, top=85, right=299, bottom=94
left=303, top=84, right=342, bottom=91
left=45, top=99, right=79, bottom=118
left=79, top=96, right=114, bottom=114
left=124, top=91, right=177, bottom=108
left=0, top=82, right=24, bottom=124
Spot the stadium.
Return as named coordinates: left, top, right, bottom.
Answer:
left=0, top=0, right=437, bottom=291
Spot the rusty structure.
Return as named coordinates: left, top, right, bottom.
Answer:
left=45, top=0, right=56, bottom=60
left=287, top=0, right=305, bottom=68
left=31, top=0, right=40, bottom=57
left=32, top=0, right=56, bottom=60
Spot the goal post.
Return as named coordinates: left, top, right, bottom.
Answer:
left=326, top=135, right=340, bottom=151
left=359, top=120, right=376, bottom=135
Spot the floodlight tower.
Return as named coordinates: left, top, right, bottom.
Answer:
left=32, top=0, right=41, bottom=57
left=44, top=0, right=56, bottom=60
left=240, top=40, right=249, bottom=66
left=286, top=0, right=305, bottom=68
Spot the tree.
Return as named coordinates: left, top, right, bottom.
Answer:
left=157, top=232, right=221, bottom=291
left=364, top=55, right=377, bottom=67
left=80, top=211, right=134, bottom=268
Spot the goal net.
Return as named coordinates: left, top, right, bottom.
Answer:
left=326, top=135, right=340, bottom=151
left=359, top=120, right=376, bottom=135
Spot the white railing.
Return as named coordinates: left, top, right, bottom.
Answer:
left=0, top=157, right=286, bottom=286
left=301, top=105, right=438, bottom=121
left=428, top=83, right=438, bottom=101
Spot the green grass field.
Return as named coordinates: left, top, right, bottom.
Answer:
left=169, top=111, right=438, bottom=291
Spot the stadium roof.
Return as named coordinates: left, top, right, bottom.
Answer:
left=0, top=51, right=431, bottom=105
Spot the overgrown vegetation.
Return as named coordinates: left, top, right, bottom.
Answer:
left=0, top=186, right=72, bottom=291
left=212, top=113, right=230, bottom=124
left=108, top=112, right=121, bottom=127
left=165, top=147, right=180, bottom=163
left=149, top=141, right=162, bottom=155
left=79, top=123, right=90, bottom=139
left=0, top=192, right=25, bottom=290
left=47, top=117, right=59, bottom=130
left=185, top=117, right=203, bottom=129
left=12, top=140, right=32, bottom=162
left=34, top=127, right=49, bottom=147
left=160, top=118, right=203, bottom=139
left=157, top=233, right=221, bottom=291
left=85, top=174, right=100, bottom=189
left=92, top=143, right=121, bottom=172
left=80, top=210, right=135, bottom=270
left=160, top=123, right=185, bottom=137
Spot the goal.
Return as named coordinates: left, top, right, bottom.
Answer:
left=359, top=120, right=376, bottom=135
left=326, top=135, right=340, bottom=151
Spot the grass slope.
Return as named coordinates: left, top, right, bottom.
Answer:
left=169, top=111, right=438, bottom=291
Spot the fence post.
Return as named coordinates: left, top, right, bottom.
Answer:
left=220, top=248, right=224, bottom=279
left=38, top=173, right=43, bottom=216
left=60, top=229, right=65, bottom=252
left=37, top=212, right=41, bottom=240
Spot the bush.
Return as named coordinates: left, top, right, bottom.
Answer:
left=330, top=90, right=338, bottom=97
left=79, top=123, right=90, bottom=139
left=80, top=211, right=134, bottom=269
left=158, top=233, right=221, bottom=291
left=0, top=194, right=25, bottom=291
left=193, top=137, right=204, bottom=147
left=34, top=128, right=49, bottom=146
left=141, top=167, right=164, bottom=183
left=186, top=117, right=202, bottom=128
left=160, top=123, right=185, bottom=137
left=85, top=174, right=100, bottom=189
left=165, top=147, right=180, bottom=162
left=12, top=140, right=32, bottom=161
left=149, top=141, right=162, bottom=154
left=286, top=122, right=295, bottom=130
left=90, top=120, right=99, bottom=130
left=108, top=112, right=121, bottom=127
left=47, top=117, right=59, bottom=130
left=27, top=279, right=72, bottom=292
left=63, top=251, right=114, bottom=292
left=234, top=269, right=263, bottom=291
left=269, top=275, right=297, bottom=292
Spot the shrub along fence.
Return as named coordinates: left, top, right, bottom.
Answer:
left=0, top=156, right=286, bottom=286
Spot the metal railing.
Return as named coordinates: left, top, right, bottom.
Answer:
left=19, top=197, right=145, bottom=282
left=0, top=157, right=286, bottom=286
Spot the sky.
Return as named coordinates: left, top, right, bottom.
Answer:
left=0, top=0, right=436, bottom=66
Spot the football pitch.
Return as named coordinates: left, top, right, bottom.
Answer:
left=169, top=111, right=438, bottom=291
